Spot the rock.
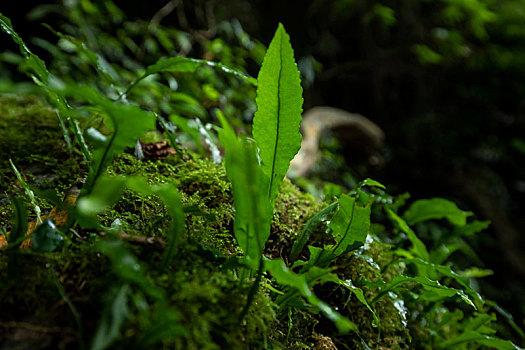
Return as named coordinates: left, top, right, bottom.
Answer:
left=289, top=106, right=385, bottom=178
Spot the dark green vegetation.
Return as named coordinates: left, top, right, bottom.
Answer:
left=234, top=0, right=525, bottom=326
left=1, top=2, right=524, bottom=349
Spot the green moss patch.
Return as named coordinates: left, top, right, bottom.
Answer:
left=0, top=95, right=87, bottom=226
left=0, top=95, right=418, bottom=349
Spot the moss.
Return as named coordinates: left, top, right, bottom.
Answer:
left=98, top=155, right=330, bottom=348
left=0, top=243, right=110, bottom=348
left=267, top=179, right=323, bottom=262
left=0, top=95, right=418, bottom=349
left=0, top=95, right=87, bottom=226
left=271, top=308, right=319, bottom=349
left=103, top=243, right=279, bottom=350
left=104, top=153, right=323, bottom=260
left=103, top=153, right=239, bottom=255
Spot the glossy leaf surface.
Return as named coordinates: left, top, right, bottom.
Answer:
left=266, top=258, right=356, bottom=333
left=32, top=218, right=64, bottom=252
left=330, top=194, right=371, bottom=257
left=368, top=275, right=476, bottom=309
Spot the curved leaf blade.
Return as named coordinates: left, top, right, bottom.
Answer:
left=336, top=278, right=379, bottom=327
left=91, top=284, right=130, bottom=350
left=6, top=199, right=28, bottom=249
left=290, top=201, right=338, bottom=262
left=62, top=85, right=156, bottom=193
left=330, top=194, right=371, bottom=257
left=404, top=198, right=473, bottom=227
left=438, top=330, right=523, bottom=350
left=368, top=275, right=476, bottom=309
left=266, top=258, right=356, bottom=334
left=0, top=12, right=49, bottom=83
left=125, top=56, right=256, bottom=95
left=395, top=257, right=483, bottom=306
left=387, top=208, right=430, bottom=261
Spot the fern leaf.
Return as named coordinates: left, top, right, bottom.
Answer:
left=330, top=194, right=371, bottom=257
left=252, top=23, right=303, bottom=204
left=62, top=85, right=155, bottom=193
left=218, top=114, right=272, bottom=268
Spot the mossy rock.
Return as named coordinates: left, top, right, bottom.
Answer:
left=0, top=94, right=87, bottom=226
left=0, top=95, right=414, bottom=349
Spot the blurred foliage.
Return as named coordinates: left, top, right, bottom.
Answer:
left=1, top=0, right=265, bottom=139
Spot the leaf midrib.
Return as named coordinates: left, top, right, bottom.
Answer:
left=268, top=30, right=284, bottom=200
left=332, top=202, right=357, bottom=255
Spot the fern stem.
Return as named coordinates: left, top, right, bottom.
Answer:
left=239, top=257, right=264, bottom=324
